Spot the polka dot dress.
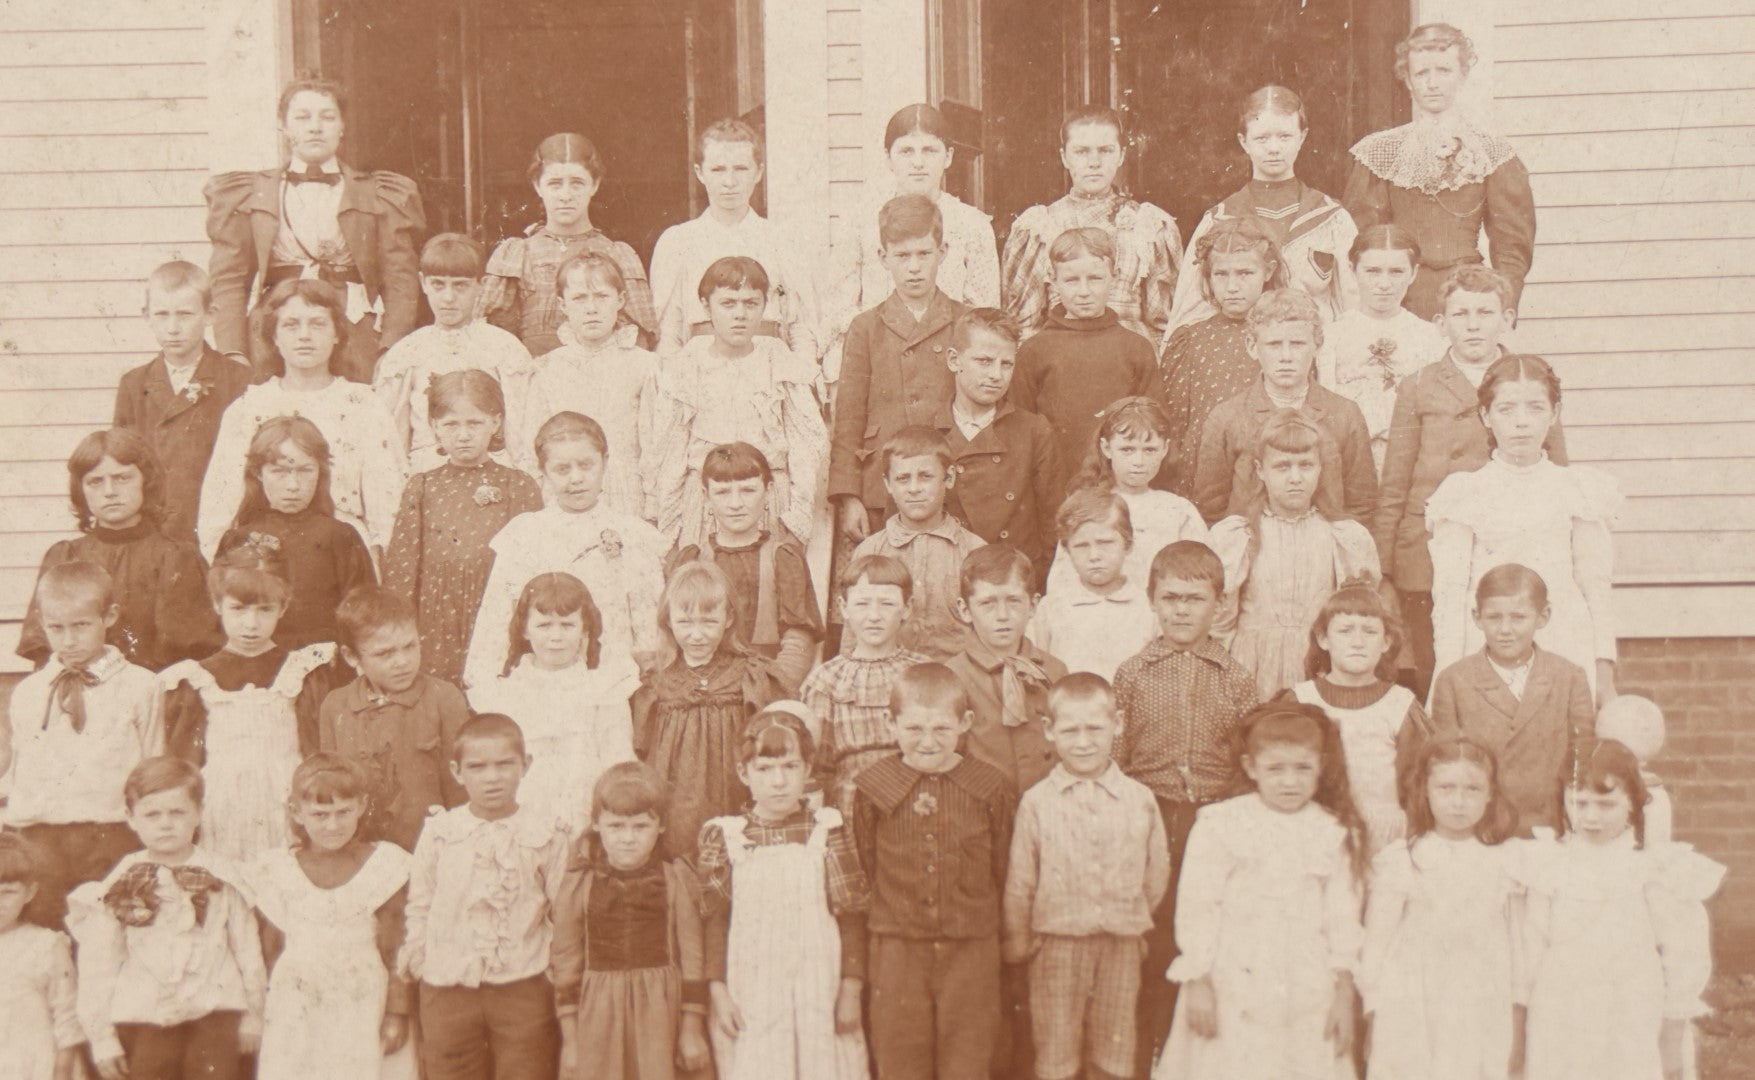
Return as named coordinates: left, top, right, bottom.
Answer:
left=1162, top=313, right=1256, bottom=497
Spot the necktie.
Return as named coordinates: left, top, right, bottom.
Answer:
left=46, top=665, right=100, bottom=733
left=285, top=167, right=340, bottom=186
left=998, top=653, right=1049, bottom=729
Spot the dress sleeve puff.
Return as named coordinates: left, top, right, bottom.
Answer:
left=1424, top=471, right=1482, bottom=679
left=202, top=170, right=264, bottom=356
left=1483, top=156, right=1536, bottom=310
left=1205, top=516, right=1254, bottom=647
left=1330, top=518, right=1383, bottom=586
left=199, top=390, right=263, bottom=560
left=476, top=237, right=527, bottom=337
left=367, top=172, right=427, bottom=350
left=949, top=198, right=1000, bottom=308
left=1646, top=843, right=1726, bottom=1020
left=1130, top=200, right=1182, bottom=341
left=999, top=203, right=1054, bottom=336
left=346, top=390, right=411, bottom=551
left=1162, top=208, right=1218, bottom=344
left=608, top=239, right=659, bottom=341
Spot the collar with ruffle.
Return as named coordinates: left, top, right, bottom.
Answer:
left=1350, top=113, right=1520, bottom=194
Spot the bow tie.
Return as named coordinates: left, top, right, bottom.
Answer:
left=997, top=653, right=1049, bottom=729
left=103, top=862, right=224, bottom=927
left=285, top=167, right=340, bottom=186
left=46, top=664, right=101, bottom=733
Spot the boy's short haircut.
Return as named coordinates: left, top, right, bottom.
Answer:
left=1046, top=671, right=1117, bottom=720
left=697, top=117, right=764, bottom=166
left=877, top=194, right=944, bottom=249
left=124, top=755, right=203, bottom=811
left=419, top=232, right=486, bottom=279
left=554, top=251, right=627, bottom=299
left=696, top=255, right=770, bottom=302
left=1437, top=263, right=1515, bottom=310
left=35, top=560, right=115, bottom=616
left=958, top=543, right=1033, bottom=599
left=451, top=712, right=527, bottom=763
left=1147, top=540, right=1224, bottom=599
left=1244, top=288, right=1324, bottom=347
left=1474, top=562, right=1549, bottom=611
left=839, top=553, right=914, bottom=601
left=1060, top=105, right=1125, bottom=146
left=950, top=307, right=1020, bottom=352
left=1047, top=226, right=1116, bottom=268
left=880, top=425, right=954, bottom=478
left=334, top=584, right=419, bottom=654
left=1055, top=488, right=1134, bottom=546
left=592, top=760, right=670, bottom=825
left=145, top=260, right=212, bottom=310
left=888, top=661, right=971, bottom=720
left=700, top=441, right=773, bottom=488
left=0, top=832, right=44, bottom=886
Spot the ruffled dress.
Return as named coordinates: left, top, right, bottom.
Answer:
left=1358, top=834, right=1522, bottom=1080
left=1161, top=313, right=1255, bottom=494
left=1155, top=794, right=1361, bottom=1080
left=252, top=843, right=415, bottom=1080
left=0, top=925, right=81, bottom=1080
left=1292, top=678, right=1423, bottom=855
left=1000, top=189, right=1182, bottom=341
left=1210, top=511, right=1382, bottom=699
left=519, top=324, right=658, bottom=516
left=799, top=649, right=933, bottom=809
left=1426, top=454, right=1621, bottom=693
left=1045, top=487, right=1209, bottom=599
left=369, top=320, right=537, bottom=473
left=476, top=226, right=657, bottom=355
left=467, top=654, right=641, bottom=836
left=160, top=643, right=335, bottom=864
left=1520, top=831, right=1723, bottom=1080
left=1315, top=308, right=1447, bottom=473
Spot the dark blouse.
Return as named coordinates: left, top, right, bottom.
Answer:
left=220, top=508, right=375, bottom=649
left=584, top=857, right=672, bottom=972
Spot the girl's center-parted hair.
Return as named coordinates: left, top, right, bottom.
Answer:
left=1477, top=352, right=1562, bottom=415
left=1303, top=578, right=1402, bottom=682
left=592, top=760, right=670, bottom=827
left=505, top=571, right=603, bottom=676
left=528, top=132, right=603, bottom=184
left=883, top=103, right=951, bottom=151
left=1193, top=216, right=1288, bottom=306
left=233, top=414, right=336, bottom=529
left=428, top=369, right=509, bottom=454
left=208, top=528, right=293, bottom=608
left=253, top=279, right=350, bottom=377
left=1567, top=737, right=1650, bottom=847
left=533, top=410, right=609, bottom=471
left=1070, top=395, right=1174, bottom=494
left=1347, top=223, right=1423, bottom=270
left=1235, top=702, right=1368, bottom=880
left=738, top=705, right=816, bottom=767
left=1237, top=84, right=1307, bottom=135
left=1401, top=736, right=1518, bottom=847
left=67, top=427, right=166, bottom=533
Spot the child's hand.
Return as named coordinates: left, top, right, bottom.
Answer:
left=1508, top=1004, right=1527, bottom=1077
left=1660, top=1017, right=1685, bottom=1080
left=710, top=981, right=744, bottom=1040
left=834, top=496, right=871, bottom=542
left=379, top=1014, right=410, bottom=1055
left=834, top=977, right=863, bottom=1035
left=1325, top=973, right=1358, bottom=1056
left=95, top=1056, right=129, bottom=1080
left=677, top=1012, right=711, bottom=1072
left=1185, top=975, right=1219, bottom=1038
left=559, top=1026, right=578, bottom=1079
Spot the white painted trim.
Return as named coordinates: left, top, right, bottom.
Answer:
left=859, top=0, right=930, bottom=185
left=1613, top=583, right=1755, bottom=639
left=763, top=0, right=832, bottom=275
left=205, top=0, right=294, bottom=172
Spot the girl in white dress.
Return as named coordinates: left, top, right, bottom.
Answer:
left=1359, top=736, right=1523, bottom=1080
left=1315, top=225, right=1447, bottom=472
left=1209, top=410, right=1380, bottom=699
left=0, top=835, right=81, bottom=1080
left=1046, top=396, right=1209, bottom=599
left=1522, top=739, right=1722, bottom=1080
left=467, top=572, right=639, bottom=837
left=519, top=252, right=658, bottom=516
left=1292, top=581, right=1431, bottom=855
left=1426, top=354, right=1621, bottom=703
left=1155, top=701, right=1365, bottom=1080
left=252, top=754, right=415, bottom=1080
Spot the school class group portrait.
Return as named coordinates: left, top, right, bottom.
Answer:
left=0, top=15, right=1722, bottom=1080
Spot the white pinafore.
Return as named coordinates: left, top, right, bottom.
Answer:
left=1292, top=679, right=1413, bottom=855
left=707, top=807, right=869, bottom=1080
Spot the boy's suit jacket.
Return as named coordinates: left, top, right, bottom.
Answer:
left=935, top=400, right=1064, bottom=581
left=1192, top=379, right=1378, bottom=525
left=828, top=290, right=964, bottom=511
left=1429, top=646, right=1594, bottom=836
left=113, top=346, right=253, bottom=542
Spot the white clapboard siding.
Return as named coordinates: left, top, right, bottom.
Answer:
left=0, top=9, right=217, bottom=670
left=826, top=0, right=864, bottom=230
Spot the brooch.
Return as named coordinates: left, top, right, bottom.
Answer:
left=181, top=381, right=210, bottom=405
left=1368, top=338, right=1399, bottom=390
left=600, top=529, right=623, bottom=559
left=473, top=484, right=503, bottom=507
left=245, top=531, right=282, bottom=552
left=911, top=790, right=938, bottom=817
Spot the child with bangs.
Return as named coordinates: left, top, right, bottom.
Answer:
left=0, top=833, right=83, bottom=1079
left=670, top=442, right=823, bottom=693
left=552, top=762, right=711, bottom=1079
left=372, top=232, right=537, bottom=473
left=1153, top=702, right=1365, bottom=1080
left=521, top=251, right=659, bottom=514
left=4, top=563, right=163, bottom=931
left=468, top=572, right=638, bottom=837
left=638, top=561, right=787, bottom=861
left=251, top=753, right=414, bottom=1079
left=1208, top=411, right=1380, bottom=699
left=19, top=428, right=220, bottom=671
left=698, top=705, right=872, bottom=1079
left=645, top=255, right=828, bottom=551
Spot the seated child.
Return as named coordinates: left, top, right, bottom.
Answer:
left=468, top=572, right=639, bottom=838
left=1595, top=694, right=1672, bottom=844
left=1192, top=288, right=1377, bottom=524
left=67, top=756, right=267, bottom=1080
left=937, top=307, right=1065, bottom=580
left=113, top=260, right=253, bottom=542
left=849, top=426, right=985, bottom=660
left=0, top=833, right=83, bottom=1079
left=1207, top=410, right=1380, bottom=699
left=3, top=562, right=162, bottom=929
left=318, top=585, right=470, bottom=851
left=803, top=554, right=932, bottom=810
left=645, top=255, right=827, bottom=550
left=828, top=193, right=964, bottom=543
left=372, top=232, right=536, bottom=473
left=1011, top=227, right=1166, bottom=490
left=1029, top=489, right=1158, bottom=683
left=551, top=762, right=711, bottom=1080
left=851, top=663, right=1016, bottom=1079
left=1004, top=672, right=1170, bottom=1080
left=400, top=714, right=570, bottom=1079
left=670, top=442, right=823, bottom=693
left=944, top=544, right=1068, bottom=794
left=1428, top=563, right=1594, bottom=837
left=19, top=428, right=220, bottom=670
left=519, top=251, right=659, bottom=514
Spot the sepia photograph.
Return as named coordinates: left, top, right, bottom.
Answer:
left=0, top=0, right=1752, bottom=1077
